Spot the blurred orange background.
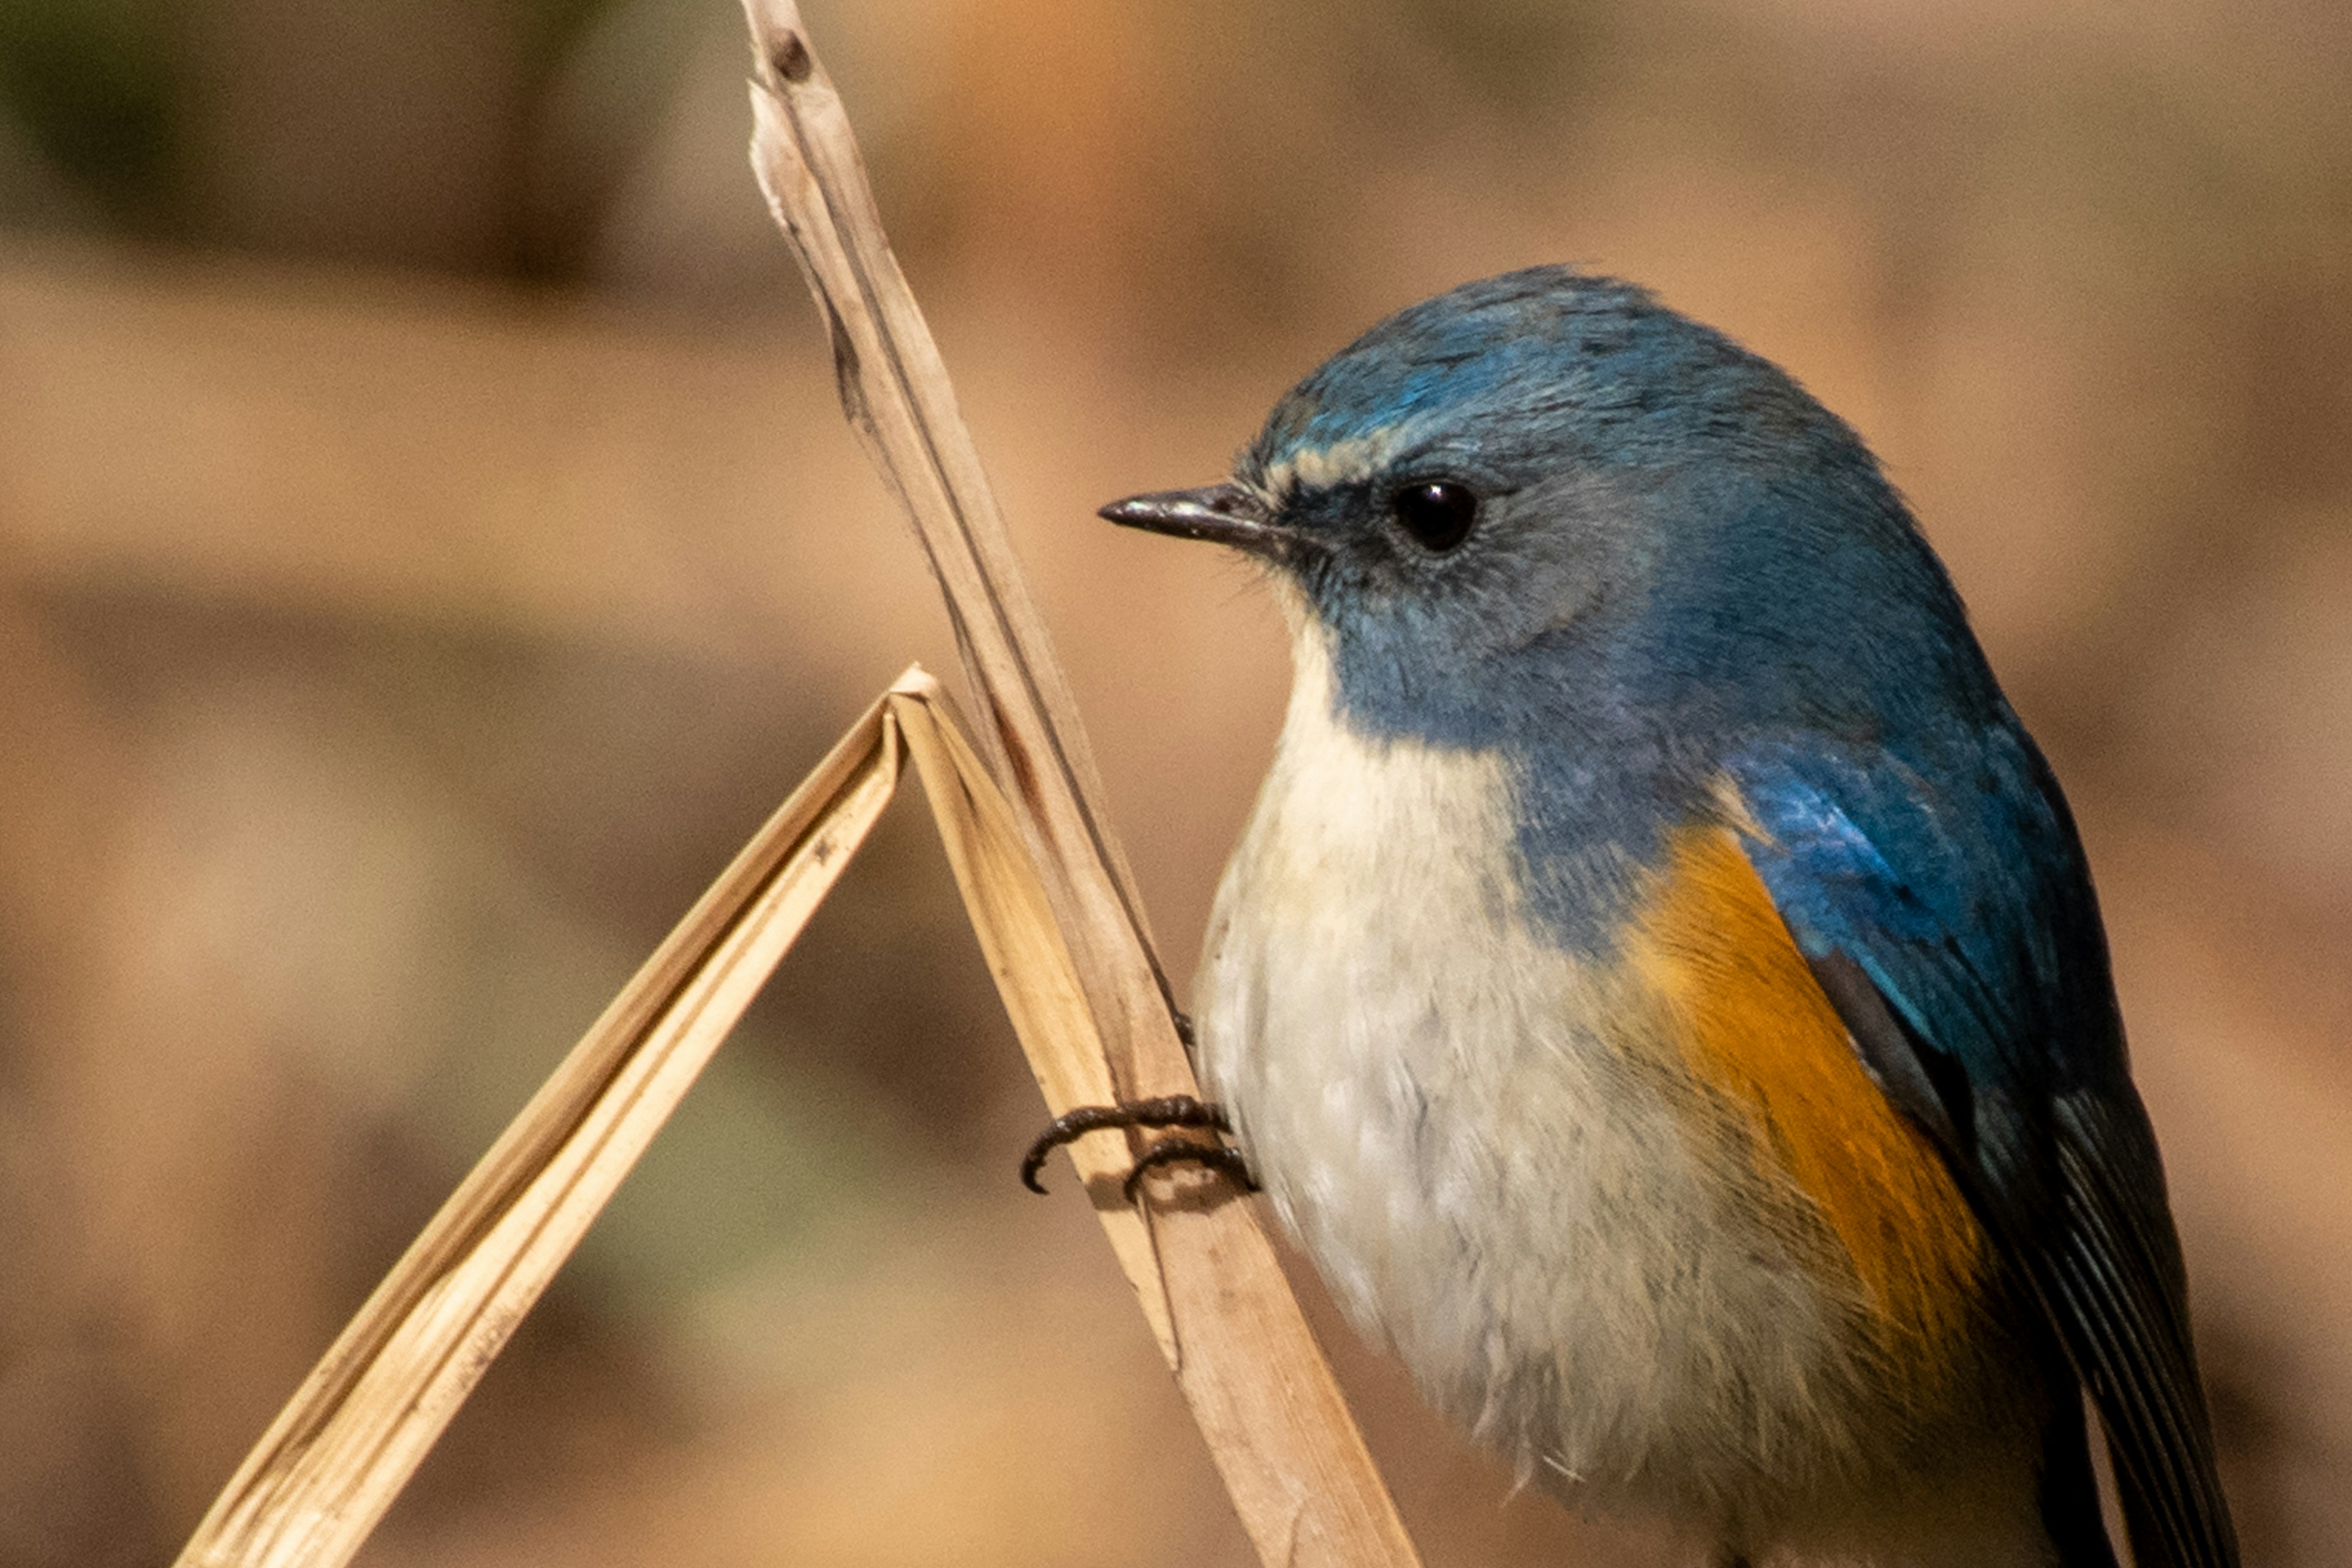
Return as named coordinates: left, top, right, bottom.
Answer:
left=0, top=0, right=2346, bottom=1562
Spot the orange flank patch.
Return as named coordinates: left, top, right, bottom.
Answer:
left=1628, top=823, right=1990, bottom=1377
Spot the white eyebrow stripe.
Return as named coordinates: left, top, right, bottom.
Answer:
left=1259, top=418, right=1434, bottom=500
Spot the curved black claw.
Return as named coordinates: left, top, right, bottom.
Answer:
left=1019, top=1095, right=1232, bottom=1194
left=1121, top=1137, right=1258, bottom=1204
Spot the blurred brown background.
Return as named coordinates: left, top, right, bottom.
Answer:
left=0, top=0, right=2346, bottom=1562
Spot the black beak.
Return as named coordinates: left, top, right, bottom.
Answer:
left=1098, top=483, right=1293, bottom=557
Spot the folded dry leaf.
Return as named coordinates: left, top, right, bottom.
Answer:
left=173, top=690, right=905, bottom=1568
left=175, top=2, right=1423, bottom=1561
left=174, top=665, right=1400, bottom=1568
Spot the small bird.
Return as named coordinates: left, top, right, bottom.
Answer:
left=1071, top=267, right=2237, bottom=1567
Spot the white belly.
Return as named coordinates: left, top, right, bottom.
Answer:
left=1191, top=627, right=2038, bottom=1544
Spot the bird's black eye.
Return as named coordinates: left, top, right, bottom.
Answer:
left=1390, top=480, right=1479, bottom=553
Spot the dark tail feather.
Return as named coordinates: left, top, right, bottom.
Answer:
left=2043, top=1391, right=2122, bottom=1568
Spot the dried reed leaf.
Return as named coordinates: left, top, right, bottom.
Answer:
left=178, top=644, right=1409, bottom=1568
left=743, top=6, right=1423, bottom=1562
left=177, top=2, right=1425, bottom=1558
left=173, top=690, right=906, bottom=1568
left=886, top=670, right=1171, bottom=1354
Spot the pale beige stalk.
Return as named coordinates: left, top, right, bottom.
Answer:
left=172, top=661, right=1409, bottom=1566
left=173, top=688, right=907, bottom=1568
left=173, top=7, right=1424, bottom=1561
left=741, top=5, right=1422, bottom=1563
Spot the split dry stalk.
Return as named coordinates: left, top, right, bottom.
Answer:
left=173, top=4, right=1425, bottom=1564
left=174, top=662, right=1411, bottom=1568
left=741, top=4, right=1419, bottom=1563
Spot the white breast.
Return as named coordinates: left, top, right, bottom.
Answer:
left=1191, top=610, right=1986, bottom=1531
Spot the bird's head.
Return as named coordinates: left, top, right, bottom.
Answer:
left=1105, top=266, right=1964, bottom=746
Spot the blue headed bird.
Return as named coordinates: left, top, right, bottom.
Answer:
left=1084, top=267, right=2237, bottom=1567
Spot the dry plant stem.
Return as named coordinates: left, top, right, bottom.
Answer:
left=173, top=662, right=1406, bottom=1567
left=171, top=4, right=1422, bottom=1554
left=741, top=0, right=1172, bottom=1076
left=172, top=691, right=906, bottom=1568
left=742, top=7, right=1423, bottom=1564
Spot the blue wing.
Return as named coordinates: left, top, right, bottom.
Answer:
left=1729, top=726, right=2237, bottom=1568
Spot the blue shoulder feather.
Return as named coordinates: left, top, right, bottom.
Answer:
left=1728, top=728, right=2238, bottom=1568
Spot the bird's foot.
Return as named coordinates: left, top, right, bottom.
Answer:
left=1120, top=1136, right=1256, bottom=1203
left=1019, top=1094, right=1257, bottom=1201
